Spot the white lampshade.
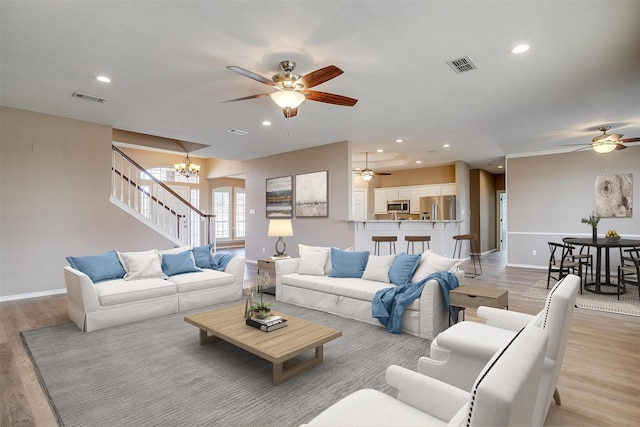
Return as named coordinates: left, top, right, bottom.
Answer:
left=270, top=90, right=305, bottom=109
left=267, top=219, right=294, bottom=237
left=592, top=141, right=617, bottom=154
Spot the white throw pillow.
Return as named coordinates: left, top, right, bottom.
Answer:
left=117, top=249, right=167, bottom=281
left=297, top=250, right=329, bottom=276
left=297, top=244, right=354, bottom=276
left=361, top=254, right=397, bottom=283
left=411, top=250, right=463, bottom=282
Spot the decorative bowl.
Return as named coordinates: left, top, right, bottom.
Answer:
left=606, top=236, right=621, bottom=242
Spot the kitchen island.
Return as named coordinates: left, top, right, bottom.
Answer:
left=345, top=220, right=464, bottom=258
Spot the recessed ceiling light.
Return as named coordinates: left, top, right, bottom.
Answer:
left=498, top=165, right=504, bottom=169
left=377, top=149, right=384, bottom=153
left=416, top=160, right=422, bottom=164
left=95, top=75, right=111, bottom=83
left=395, top=139, right=403, bottom=143
left=509, top=44, right=530, bottom=54
left=443, top=144, right=450, bottom=148
left=262, top=121, right=271, bottom=126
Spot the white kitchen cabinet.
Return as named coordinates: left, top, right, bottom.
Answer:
left=397, top=188, right=411, bottom=200
left=385, top=189, right=399, bottom=202
left=440, top=183, right=457, bottom=195
left=374, top=188, right=388, bottom=214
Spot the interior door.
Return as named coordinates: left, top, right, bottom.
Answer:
left=353, top=188, right=367, bottom=221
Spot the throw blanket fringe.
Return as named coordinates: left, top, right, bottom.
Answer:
left=372, top=271, right=460, bottom=334
left=210, top=253, right=233, bottom=271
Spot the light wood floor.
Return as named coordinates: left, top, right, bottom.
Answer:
left=1, top=250, right=639, bottom=426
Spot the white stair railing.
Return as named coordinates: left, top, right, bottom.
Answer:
left=110, top=146, right=215, bottom=248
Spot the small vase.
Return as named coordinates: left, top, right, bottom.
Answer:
left=592, top=227, right=597, bottom=242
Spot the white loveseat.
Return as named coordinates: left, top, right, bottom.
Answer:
left=64, top=246, right=245, bottom=332
left=276, top=245, right=464, bottom=340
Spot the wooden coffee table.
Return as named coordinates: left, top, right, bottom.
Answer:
left=184, top=304, right=342, bottom=385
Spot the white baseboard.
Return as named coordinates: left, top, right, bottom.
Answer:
left=506, top=263, right=547, bottom=270
left=0, top=288, right=67, bottom=303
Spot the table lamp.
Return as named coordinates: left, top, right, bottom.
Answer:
left=268, top=219, right=294, bottom=258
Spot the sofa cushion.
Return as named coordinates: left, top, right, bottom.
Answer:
left=118, top=250, right=168, bottom=281
left=412, top=250, right=464, bottom=282
left=329, top=248, right=370, bottom=278
left=361, top=254, right=396, bottom=283
left=298, top=250, right=329, bottom=276
left=161, top=250, right=200, bottom=276
left=389, top=253, right=421, bottom=285
left=299, top=244, right=333, bottom=274
left=281, top=273, right=421, bottom=311
left=192, top=244, right=213, bottom=268
left=168, top=269, right=236, bottom=293
left=94, top=278, right=176, bottom=306
left=66, top=250, right=126, bottom=283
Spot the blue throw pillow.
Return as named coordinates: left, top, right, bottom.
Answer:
left=389, top=253, right=422, bottom=285
left=161, top=250, right=200, bottom=276
left=328, top=248, right=370, bottom=278
left=66, top=250, right=126, bottom=283
left=192, top=244, right=212, bottom=269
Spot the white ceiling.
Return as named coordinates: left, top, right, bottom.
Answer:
left=2, top=1, right=640, bottom=174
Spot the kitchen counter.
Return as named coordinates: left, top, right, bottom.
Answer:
left=344, top=220, right=464, bottom=257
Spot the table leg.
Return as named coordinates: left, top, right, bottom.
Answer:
left=272, top=345, right=324, bottom=385
left=198, top=329, right=219, bottom=346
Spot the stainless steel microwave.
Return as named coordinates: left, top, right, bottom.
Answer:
left=387, top=200, right=410, bottom=213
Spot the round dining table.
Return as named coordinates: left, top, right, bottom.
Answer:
left=563, top=237, right=640, bottom=295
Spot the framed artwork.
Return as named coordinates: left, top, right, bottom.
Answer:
left=295, top=170, right=328, bottom=217
left=594, top=173, right=633, bottom=218
left=265, top=175, right=293, bottom=218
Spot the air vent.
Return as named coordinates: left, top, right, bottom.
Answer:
left=446, top=56, right=477, bottom=74
left=72, top=92, right=107, bottom=103
left=227, top=128, right=248, bottom=136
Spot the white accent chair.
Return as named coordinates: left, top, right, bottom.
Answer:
left=420, top=274, right=580, bottom=427
left=302, top=326, right=549, bottom=427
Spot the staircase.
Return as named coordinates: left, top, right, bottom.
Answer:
left=110, top=146, right=215, bottom=248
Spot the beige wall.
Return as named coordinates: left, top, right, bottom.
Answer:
left=374, top=164, right=455, bottom=187
left=243, top=141, right=353, bottom=263
left=507, top=147, right=640, bottom=268
left=0, top=107, right=174, bottom=299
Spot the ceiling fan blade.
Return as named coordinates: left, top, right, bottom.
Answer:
left=226, top=66, right=275, bottom=87
left=221, top=93, right=271, bottom=103
left=303, top=90, right=358, bottom=106
left=615, top=143, right=627, bottom=150
left=376, top=172, right=392, bottom=176
left=283, top=107, right=298, bottom=118
left=620, top=137, right=640, bottom=143
left=297, top=65, right=343, bottom=89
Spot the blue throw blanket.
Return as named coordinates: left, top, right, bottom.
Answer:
left=210, top=253, right=233, bottom=271
left=372, top=271, right=460, bottom=334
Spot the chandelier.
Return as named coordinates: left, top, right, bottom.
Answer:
left=174, top=154, right=200, bottom=178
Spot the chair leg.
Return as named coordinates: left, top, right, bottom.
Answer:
left=553, top=388, right=561, bottom=406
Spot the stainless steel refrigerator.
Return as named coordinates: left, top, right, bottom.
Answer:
left=419, top=195, right=457, bottom=220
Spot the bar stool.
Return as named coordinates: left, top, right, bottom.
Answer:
left=453, top=234, right=482, bottom=277
left=405, top=235, right=431, bottom=254
left=372, top=236, right=397, bottom=255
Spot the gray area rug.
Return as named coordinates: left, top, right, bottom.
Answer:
left=21, top=297, right=431, bottom=427
left=522, top=277, right=640, bottom=317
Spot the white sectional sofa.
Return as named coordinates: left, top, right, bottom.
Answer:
left=276, top=245, right=464, bottom=340
left=63, top=246, right=244, bottom=332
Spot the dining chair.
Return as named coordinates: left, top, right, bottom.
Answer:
left=547, top=242, right=582, bottom=293
left=617, top=247, right=640, bottom=299
left=569, top=243, right=593, bottom=283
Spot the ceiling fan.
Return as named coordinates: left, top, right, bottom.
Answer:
left=354, top=152, right=391, bottom=181
left=561, top=126, right=640, bottom=153
left=223, top=60, right=358, bottom=118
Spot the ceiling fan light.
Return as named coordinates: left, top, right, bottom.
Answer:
left=270, top=90, right=305, bottom=109
left=592, top=142, right=617, bottom=154
left=361, top=169, right=374, bottom=181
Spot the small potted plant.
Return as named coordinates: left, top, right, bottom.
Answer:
left=251, top=273, right=273, bottom=319
left=581, top=214, right=600, bottom=241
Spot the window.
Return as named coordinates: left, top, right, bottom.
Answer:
left=145, top=167, right=199, bottom=184
left=235, top=189, right=246, bottom=240
left=213, top=187, right=245, bottom=242
left=214, top=189, right=231, bottom=240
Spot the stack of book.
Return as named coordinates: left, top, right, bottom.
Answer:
left=246, top=315, right=288, bottom=332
